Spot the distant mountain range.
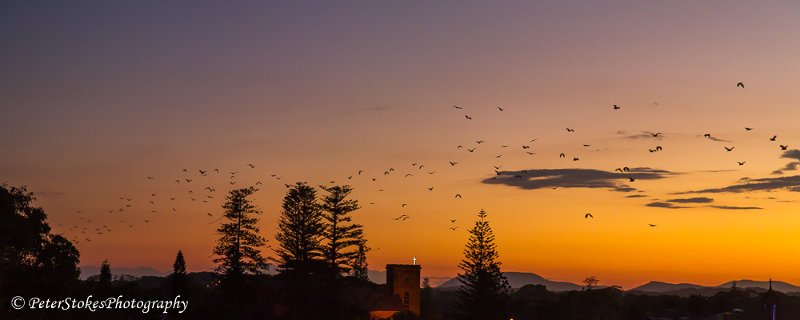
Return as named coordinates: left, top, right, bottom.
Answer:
left=78, top=264, right=279, bottom=280
left=631, top=280, right=800, bottom=295
left=78, top=265, right=403, bottom=285
left=437, top=272, right=800, bottom=295
left=79, top=266, right=169, bottom=280
left=629, top=281, right=706, bottom=293
left=438, top=272, right=584, bottom=292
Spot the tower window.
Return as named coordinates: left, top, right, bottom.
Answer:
left=403, top=292, right=410, bottom=310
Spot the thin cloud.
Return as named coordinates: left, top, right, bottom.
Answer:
left=700, top=135, right=732, bottom=142
left=482, top=167, right=675, bottom=192
left=625, top=194, right=648, bottom=198
left=675, top=175, right=800, bottom=194
left=646, top=202, right=690, bottom=209
left=710, top=205, right=763, bottom=210
left=627, top=167, right=673, bottom=174
left=782, top=149, right=800, bottom=161
left=667, top=197, right=713, bottom=204
left=624, top=132, right=663, bottom=140
left=772, top=162, right=800, bottom=175
left=772, top=150, right=800, bottom=174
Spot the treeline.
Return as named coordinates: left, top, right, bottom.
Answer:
left=1, top=182, right=376, bottom=320
left=423, top=284, right=800, bottom=320
left=1, top=181, right=510, bottom=320
left=152, top=182, right=376, bottom=320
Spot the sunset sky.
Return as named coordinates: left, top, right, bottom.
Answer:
left=2, top=1, right=800, bottom=289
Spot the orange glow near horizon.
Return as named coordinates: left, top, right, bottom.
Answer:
left=2, top=0, right=800, bottom=290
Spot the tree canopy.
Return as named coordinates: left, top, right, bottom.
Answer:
left=456, top=209, right=510, bottom=320
left=274, top=182, right=326, bottom=273
left=213, top=187, right=268, bottom=278
left=0, top=184, right=80, bottom=296
left=320, top=185, right=365, bottom=275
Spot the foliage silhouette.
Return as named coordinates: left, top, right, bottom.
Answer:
left=171, top=250, right=188, bottom=296
left=320, top=185, right=365, bottom=275
left=274, top=182, right=325, bottom=273
left=212, top=187, right=268, bottom=291
left=0, top=184, right=81, bottom=318
left=96, top=259, right=112, bottom=296
left=351, top=238, right=369, bottom=281
left=584, top=276, right=599, bottom=290
left=455, top=209, right=510, bottom=320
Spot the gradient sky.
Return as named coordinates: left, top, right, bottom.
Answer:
left=2, top=1, right=800, bottom=289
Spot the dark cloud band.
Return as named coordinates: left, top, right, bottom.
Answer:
left=676, top=175, right=800, bottom=194
left=482, top=167, right=675, bottom=192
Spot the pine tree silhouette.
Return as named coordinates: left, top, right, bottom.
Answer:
left=274, top=183, right=339, bottom=320
left=213, top=187, right=268, bottom=281
left=274, top=182, right=325, bottom=272
left=350, top=238, right=369, bottom=280
left=97, top=259, right=112, bottom=295
left=173, top=250, right=187, bottom=275
left=320, top=185, right=365, bottom=274
left=456, top=209, right=510, bottom=320
left=171, top=250, right=188, bottom=296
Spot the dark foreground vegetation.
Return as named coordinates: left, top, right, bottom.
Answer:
left=4, top=270, right=800, bottom=320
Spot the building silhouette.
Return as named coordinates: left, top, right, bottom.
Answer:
left=370, top=264, right=421, bottom=319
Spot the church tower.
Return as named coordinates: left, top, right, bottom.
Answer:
left=386, top=264, right=422, bottom=315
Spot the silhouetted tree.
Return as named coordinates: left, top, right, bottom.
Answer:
left=350, top=238, right=369, bottom=280
left=38, top=234, right=80, bottom=291
left=174, top=250, right=187, bottom=275
left=456, top=209, right=510, bottom=320
left=97, top=259, right=112, bottom=295
left=584, top=276, right=599, bottom=290
left=320, top=185, right=364, bottom=275
left=0, top=184, right=81, bottom=300
left=274, top=182, right=325, bottom=272
left=171, top=250, right=187, bottom=295
left=275, top=183, right=345, bottom=320
left=213, top=187, right=268, bottom=282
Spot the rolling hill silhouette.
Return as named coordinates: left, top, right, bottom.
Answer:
left=629, top=281, right=706, bottom=293
left=78, top=264, right=279, bottom=280
left=716, top=279, right=800, bottom=292
left=631, top=279, right=800, bottom=294
left=437, top=272, right=583, bottom=291
left=79, top=266, right=169, bottom=279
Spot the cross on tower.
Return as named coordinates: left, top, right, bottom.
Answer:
left=413, top=256, right=416, bottom=265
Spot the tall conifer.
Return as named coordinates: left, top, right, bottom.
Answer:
left=320, top=185, right=364, bottom=274
left=212, top=187, right=267, bottom=279
left=274, top=182, right=325, bottom=272
left=456, top=209, right=510, bottom=320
